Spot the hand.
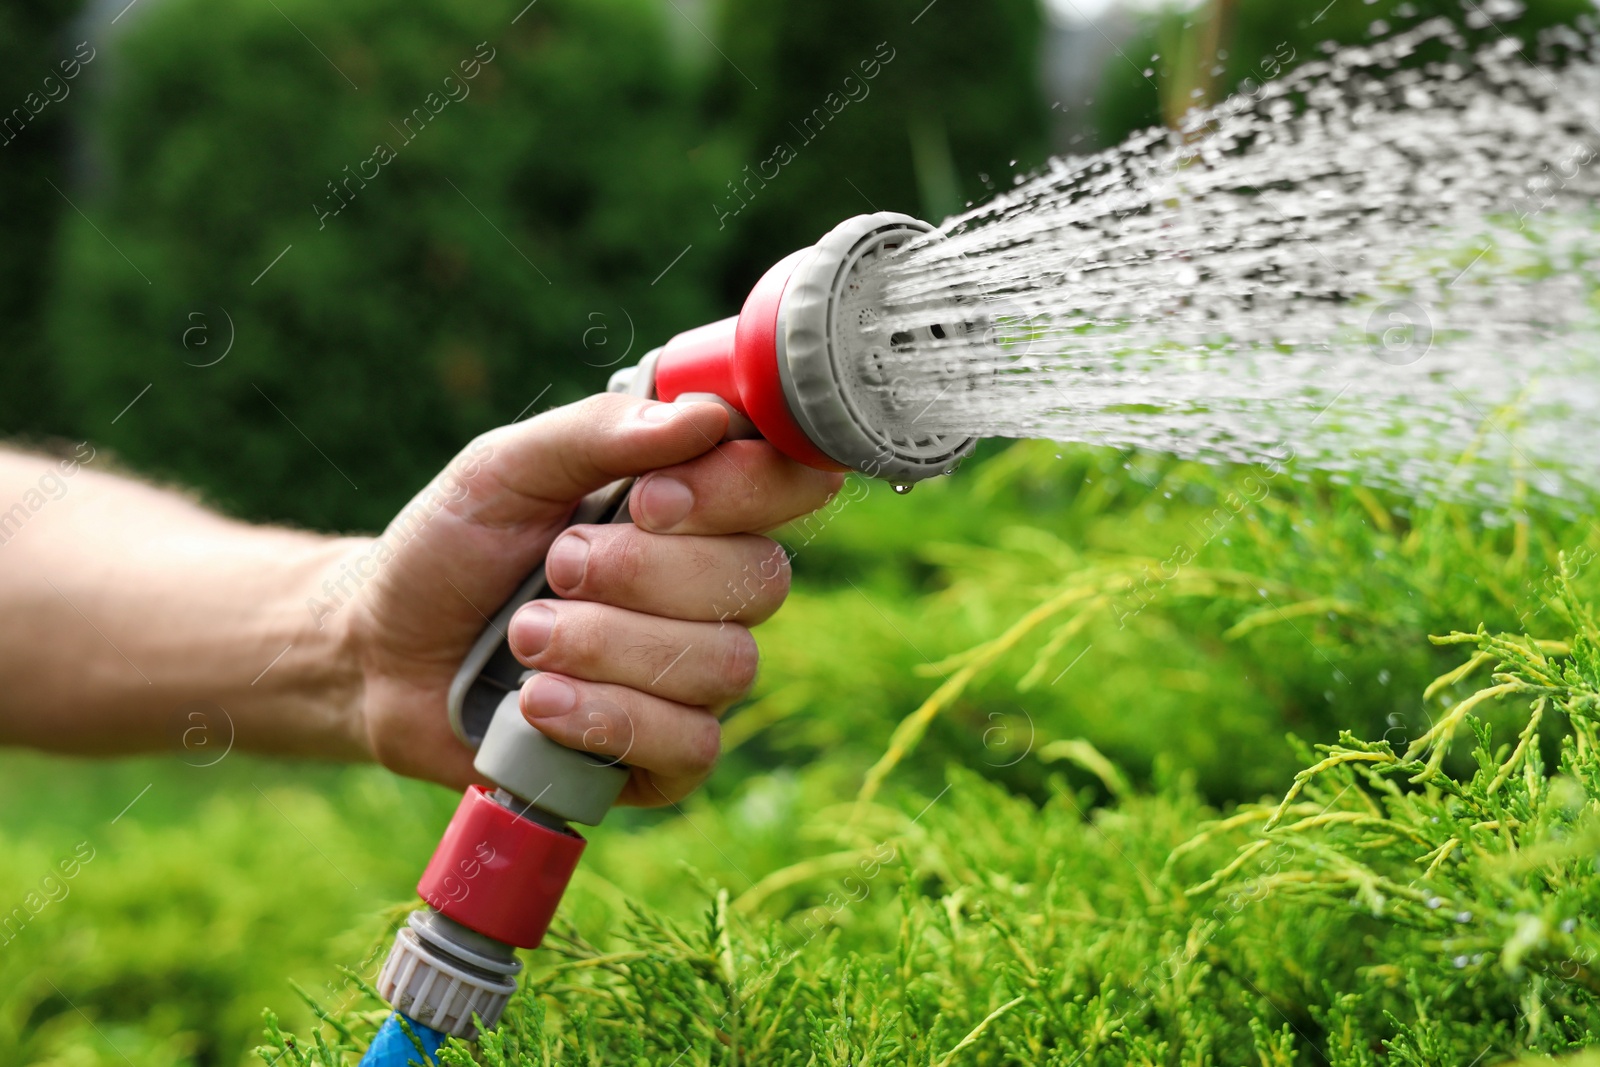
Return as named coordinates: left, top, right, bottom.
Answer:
left=344, top=393, right=844, bottom=806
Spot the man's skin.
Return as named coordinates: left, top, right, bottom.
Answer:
left=0, top=394, right=842, bottom=807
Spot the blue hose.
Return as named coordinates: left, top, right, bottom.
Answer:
left=359, top=1012, right=449, bottom=1067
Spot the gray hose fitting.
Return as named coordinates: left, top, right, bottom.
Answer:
left=375, top=909, right=521, bottom=1038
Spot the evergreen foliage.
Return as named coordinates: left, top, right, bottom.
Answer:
left=0, top=0, right=89, bottom=439
left=251, top=486, right=1600, bottom=1065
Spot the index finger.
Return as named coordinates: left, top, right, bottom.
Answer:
left=628, top=439, right=847, bottom=535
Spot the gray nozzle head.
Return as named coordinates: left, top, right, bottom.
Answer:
left=777, top=212, right=978, bottom=484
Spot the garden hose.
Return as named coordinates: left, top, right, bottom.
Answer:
left=359, top=213, right=975, bottom=1062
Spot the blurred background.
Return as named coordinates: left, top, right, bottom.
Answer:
left=3, top=0, right=1597, bottom=1063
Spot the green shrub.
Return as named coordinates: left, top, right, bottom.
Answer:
left=1094, top=0, right=1598, bottom=149
left=703, top=0, right=1049, bottom=294
left=259, top=559, right=1600, bottom=1065
left=5, top=443, right=1594, bottom=1065
left=48, top=0, right=737, bottom=531
left=740, top=443, right=1599, bottom=804
left=35, top=0, right=1050, bottom=533
left=0, top=757, right=458, bottom=1067
left=0, top=0, right=88, bottom=439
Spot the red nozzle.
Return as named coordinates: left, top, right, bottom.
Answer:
left=655, top=251, right=847, bottom=472
left=655, top=212, right=972, bottom=485
left=418, top=786, right=586, bottom=949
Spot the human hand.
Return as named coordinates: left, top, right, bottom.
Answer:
left=343, top=393, right=843, bottom=806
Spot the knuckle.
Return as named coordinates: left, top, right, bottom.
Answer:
left=575, top=391, right=631, bottom=421
left=369, top=728, right=406, bottom=773
left=552, top=608, right=605, bottom=670
left=597, top=528, right=649, bottom=588
left=750, top=539, right=792, bottom=606
left=683, top=716, right=723, bottom=775
left=716, top=627, right=760, bottom=694
left=466, top=426, right=506, bottom=460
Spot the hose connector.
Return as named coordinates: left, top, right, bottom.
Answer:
left=370, top=784, right=589, bottom=1039
left=375, top=910, right=519, bottom=1038
left=418, top=784, right=588, bottom=948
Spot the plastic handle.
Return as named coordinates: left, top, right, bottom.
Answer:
left=445, top=350, right=662, bottom=747
left=446, top=346, right=766, bottom=747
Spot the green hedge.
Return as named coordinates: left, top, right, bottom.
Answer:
left=48, top=0, right=737, bottom=530
left=37, top=0, right=1047, bottom=532
left=266, top=563, right=1600, bottom=1065
left=0, top=0, right=88, bottom=440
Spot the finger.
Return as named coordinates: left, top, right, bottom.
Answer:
left=519, top=672, right=721, bottom=784
left=544, top=525, right=790, bottom=624
left=615, top=766, right=708, bottom=808
left=507, top=600, right=759, bottom=708
left=452, top=393, right=731, bottom=529
left=630, top=439, right=847, bottom=536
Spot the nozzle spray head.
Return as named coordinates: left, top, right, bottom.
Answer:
left=653, top=212, right=978, bottom=484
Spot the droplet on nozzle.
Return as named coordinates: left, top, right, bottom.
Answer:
left=892, top=483, right=913, bottom=495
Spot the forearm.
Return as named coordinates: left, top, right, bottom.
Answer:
left=0, top=447, right=368, bottom=762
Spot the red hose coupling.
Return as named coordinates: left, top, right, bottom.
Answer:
left=418, top=785, right=586, bottom=949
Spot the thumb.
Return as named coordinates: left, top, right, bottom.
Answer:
left=458, top=393, right=731, bottom=528
left=357, top=392, right=732, bottom=665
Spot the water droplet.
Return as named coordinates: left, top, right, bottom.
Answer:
left=892, top=483, right=913, bottom=495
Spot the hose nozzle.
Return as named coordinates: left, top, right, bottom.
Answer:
left=398, top=215, right=980, bottom=1057
left=653, top=212, right=977, bottom=484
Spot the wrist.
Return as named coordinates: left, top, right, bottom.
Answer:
left=247, top=535, right=370, bottom=762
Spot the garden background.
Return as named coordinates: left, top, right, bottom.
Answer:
left=5, top=0, right=1600, bottom=1064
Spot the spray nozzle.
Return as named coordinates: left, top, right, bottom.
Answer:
left=653, top=211, right=978, bottom=484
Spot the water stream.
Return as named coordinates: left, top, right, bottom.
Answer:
left=853, top=14, right=1600, bottom=511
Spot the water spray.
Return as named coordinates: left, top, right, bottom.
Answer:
left=358, top=212, right=973, bottom=1061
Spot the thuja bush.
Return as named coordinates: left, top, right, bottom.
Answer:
left=737, top=442, right=1600, bottom=804
left=263, top=561, right=1600, bottom=1065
